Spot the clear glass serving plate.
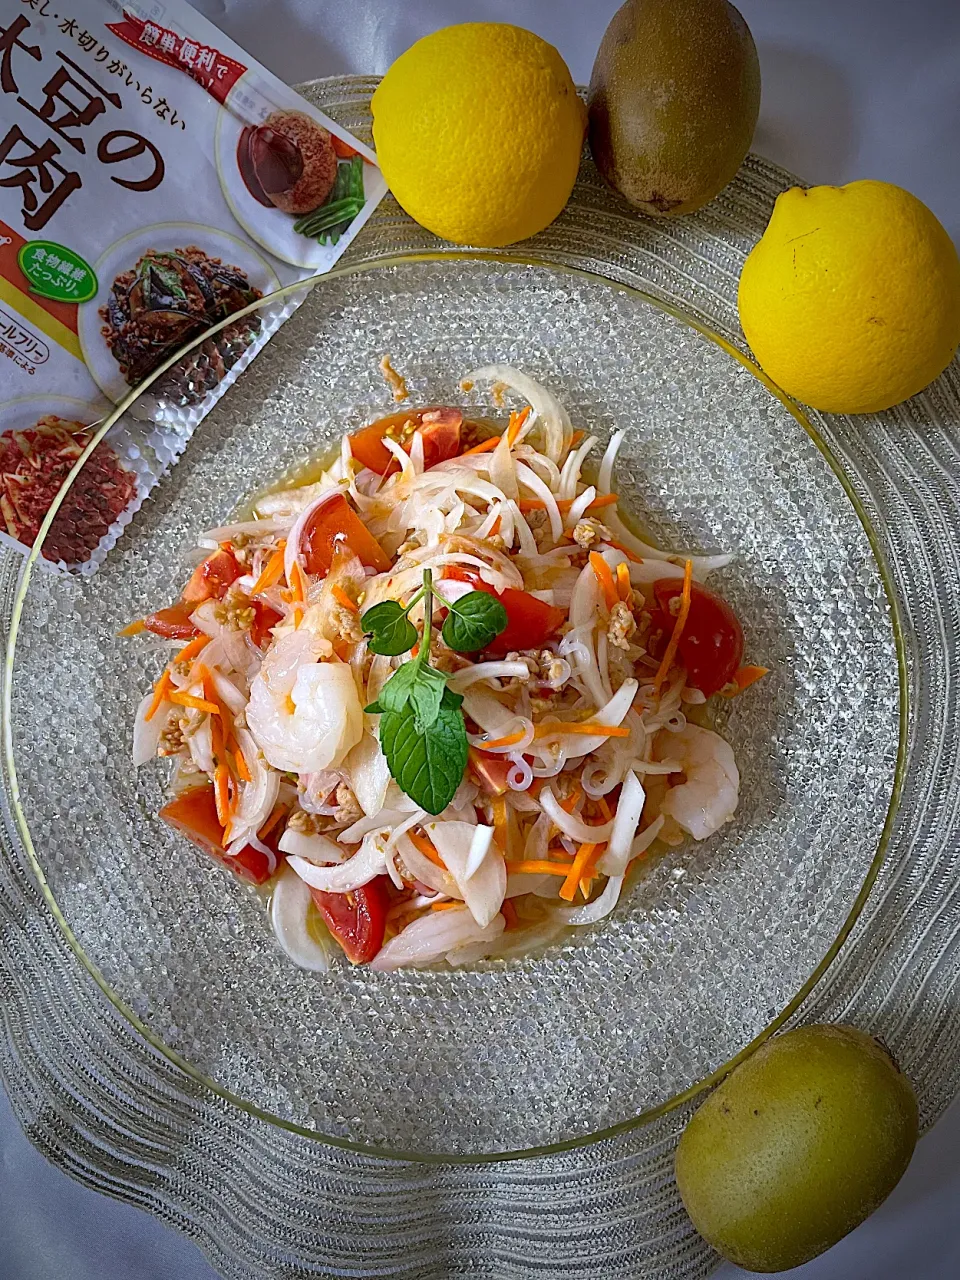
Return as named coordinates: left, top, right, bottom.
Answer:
left=0, top=78, right=957, bottom=1279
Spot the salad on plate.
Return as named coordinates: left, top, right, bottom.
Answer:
left=127, top=367, right=765, bottom=971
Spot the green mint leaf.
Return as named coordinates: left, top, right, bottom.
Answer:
left=408, top=665, right=448, bottom=734
left=440, top=685, right=464, bottom=711
left=441, top=590, right=509, bottom=653
left=360, top=600, right=418, bottom=657
left=368, top=662, right=421, bottom=714
left=364, top=699, right=384, bottom=714
left=378, top=702, right=468, bottom=816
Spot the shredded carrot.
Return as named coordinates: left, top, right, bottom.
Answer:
left=589, top=551, right=619, bottom=610
left=560, top=783, right=582, bottom=814
left=505, top=859, right=576, bottom=876
left=213, top=764, right=231, bottom=826
left=605, top=538, right=642, bottom=564
left=292, top=604, right=304, bottom=629
left=258, top=802, right=286, bottom=842
left=596, top=795, right=614, bottom=823
left=331, top=585, right=358, bottom=613
left=616, top=561, right=632, bottom=602
left=118, top=618, right=146, bottom=636
left=145, top=668, right=173, bottom=721
left=430, top=900, right=462, bottom=912
left=168, top=691, right=221, bottom=715
left=653, top=558, right=693, bottom=691
left=506, top=406, right=531, bottom=446
left=582, top=492, right=619, bottom=512
left=234, top=747, right=252, bottom=782
left=579, top=842, right=604, bottom=899
left=569, top=430, right=586, bottom=447
left=534, top=721, right=630, bottom=739
left=289, top=560, right=308, bottom=603
left=250, top=544, right=286, bottom=596
left=489, top=514, right=502, bottom=536
left=460, top=434, right=502, bottom=457
left=492, top=795, right=508, bottom=853
left=560, top=842, right=598, bottom=902
left=720, top=664, right=770, bottom=697
left=409, top=830, right=447, bottom=870
left=175, top=634, right=210, bottom=664
left=500, top=898, right=519, bottom=929
left=479, top=729, right=526, bottom=751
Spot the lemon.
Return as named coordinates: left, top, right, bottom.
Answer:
left=371, top=24, right=585, bottom=247
left=738, top=180, right=960, bottom=414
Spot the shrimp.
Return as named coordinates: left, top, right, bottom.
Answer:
left=246, top=625, right=363, bottom=774
left=655, top=722, right=739, bottom=840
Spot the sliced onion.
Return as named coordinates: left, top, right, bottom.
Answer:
left=370, top=907, right=505, bottom=971
left=210, top=671, right=248, bottom=715
left=559, top=874, right=625, bottom=925
left=269, top=867, right=330, bottom=971
left=546, top=679, right=638, bottom=760
left=515, top=462, right=562, bottom=543
left=595, top=772, right=646, bottom=876
left=448, top=661, right=529, bottom=692
left=287, top=835, right=385, bottom=893
left=227, top=728, right=280, bottom=847
left=597, top=429, right=627, bottom=495
left=425, top=821, right=505, bottom=927
left=341, top=731, right=391, bottom=817
left=395, top=833, right=461, bottom=899
left=187, top=715, right=215, bottom=775
left=540, top=786, right=614, bottom=843
left=199, top=516, right=289, bottom=545
left=489, top=428, right=519, bottom=501
left=278, top=828, right=348, bottom=863
left=132, top=691, right=172, bottom=766
left=339, top=806, right=409, bottom=844
left=559, top=435, right=598, bottom=500
left=564, top=485, right=598, bottom=531
left=464, top=365, right=570, bottom=463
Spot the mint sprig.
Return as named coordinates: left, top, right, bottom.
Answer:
left=363, top=569, right=468, bottom=814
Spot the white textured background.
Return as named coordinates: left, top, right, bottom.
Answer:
left=2, top=1, right=958, bottom=1276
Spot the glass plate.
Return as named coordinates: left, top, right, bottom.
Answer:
left=0, top=77, right=957, bottom=1278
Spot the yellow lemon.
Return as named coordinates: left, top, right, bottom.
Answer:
left=738, top=180, right=960, bottom=414
left=371, top=24, right=585, bottom=247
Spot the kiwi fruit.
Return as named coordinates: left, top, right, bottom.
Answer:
left=675, top=1025, right=919, bottom=1272
left=588, top=0, right=761, bottom=216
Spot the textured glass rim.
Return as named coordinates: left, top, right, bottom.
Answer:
left=2, top=254, right=909, bottom=1164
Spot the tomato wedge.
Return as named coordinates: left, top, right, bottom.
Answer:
left=444, top=567, right=565, bottom=656
left=143, top=603, right=201, bottom=639
left=468, top=746, right=513, bottom=796
left=160, top=786, right=283, bottom=886
left=650, top=579, right=744, bottom=697
left=310, top=877, right=389, bottom=964
left=182, top=547, right=244, bottom=605
left=300, top=491, right=391, bottom=574
left=349, top=407, right=463, bottom=476
left=250, top=601, right=283, bottom=649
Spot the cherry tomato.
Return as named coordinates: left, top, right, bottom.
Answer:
left=143, top=603, right=201, bottom=639
left=310, top=877, right=389, bottom=964
left=182, top=547, right=244, bottom=605
left=250, top=601, right=283, bottom=649
left=300, top=491, right=391, bottom=575
left=445, top=567, right=566, bottom=656
left=651, top=579, right=744, bottom=697
left=159, top=786, right=283, bottom=886
left=468, top=747, right=513, bottom=796
left=349, top=407, right=463, bottom=476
